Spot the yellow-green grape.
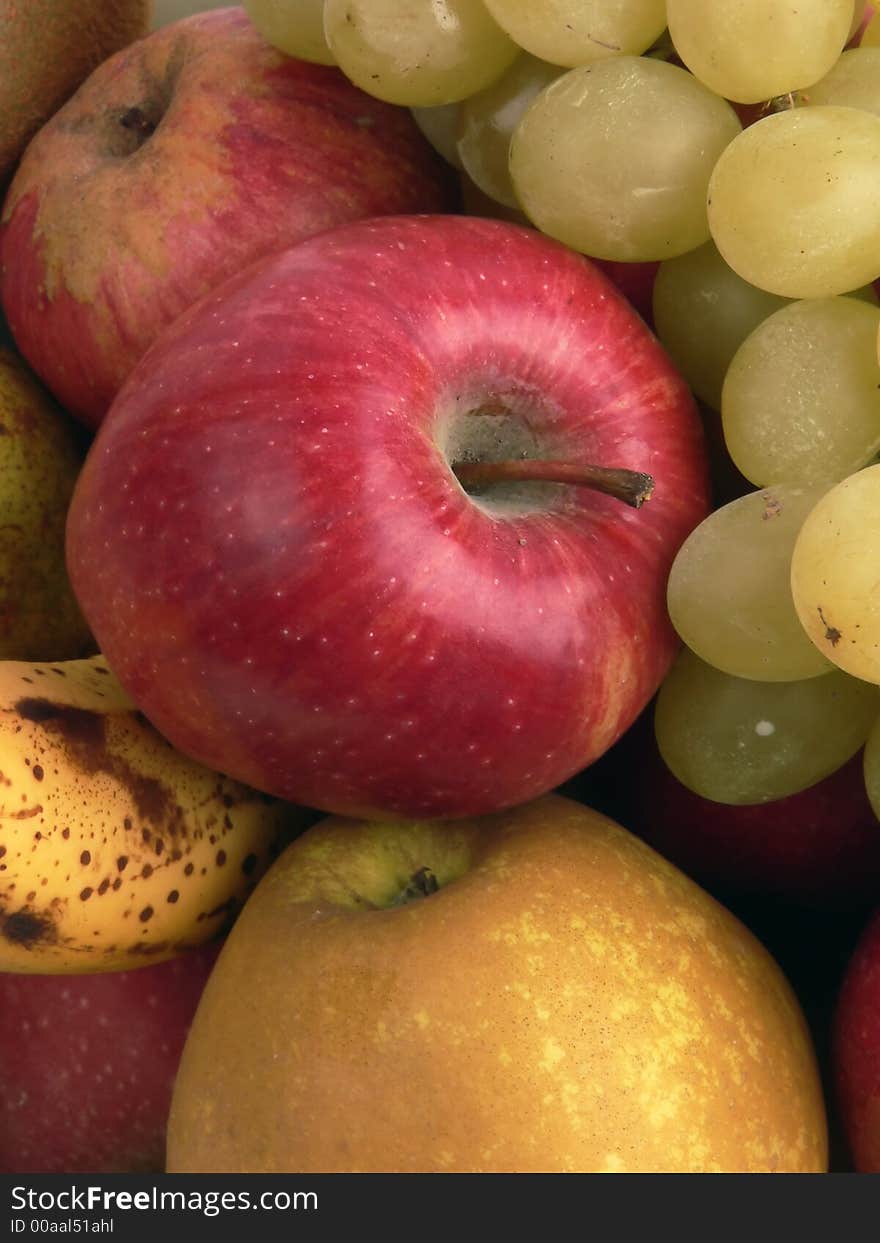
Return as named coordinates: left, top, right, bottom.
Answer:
left=410, top=104, right=464, bottom=169
left=707, top=107, right=880, bottom=299
left=509, top=57, right=742, bottom=263
left=721, top=297, right=880, bottom=488
left=862, top=713, right=880, bottom=819
left=667, top=483, right=834, bottom=683
left=322, top=0, right=519, bottom=107
left=800, top=48, right=880, bottom=115
left=457, top=54, right=561, bottom=209
left=654, top=648, right=879, bottom=805
left=667, top=0, right=852, bottom=104
left=791, top=464, right=880, bottom=685
left=481, top=0, right=666, bottom=70
left=652, top=243, right=790, bottom=411
left=244, top=0, right=334, bottom=63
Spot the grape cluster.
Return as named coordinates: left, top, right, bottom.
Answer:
left=245, top=0, right=880, bottom=817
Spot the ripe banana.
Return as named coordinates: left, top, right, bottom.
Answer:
left=0, top=654, right=309, bottom=973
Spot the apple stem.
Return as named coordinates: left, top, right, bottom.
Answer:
left=453, top=460, right=655, bottom=509
left=391, top=866, right=440, bottom=906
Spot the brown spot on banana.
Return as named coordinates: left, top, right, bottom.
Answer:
left=0, top=654, right=311, bottom=973
left=1, top=906, right=56, bottom=947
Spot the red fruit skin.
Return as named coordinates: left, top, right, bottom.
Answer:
left=834, top=908, right=880, bottom=1171
left=617, top=718, right=880, bottom=911
left=0, top=6, right=456, bottom=428
left=0, top=942, right=220, bottom=1174
left=592, top=259, right=660, bottom=328
left=66, top=214, right=709, bottom=821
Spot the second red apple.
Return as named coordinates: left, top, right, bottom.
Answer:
left=0, top=7, right=456, bottom=427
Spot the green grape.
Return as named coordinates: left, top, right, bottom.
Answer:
left=800, top=48, right=880, bottom=115
left=667, top=483, right=834, bottom=683
left=861, top=713, right=880, bottom=820
left=721, top=297, right=880, bottom=488
left=244, top=0, right=334, bottom=64
left=322, top=0, right=519, bottom=107
left=410, top=104, right=464, bottom=170
left=791, top=464, right=880, bottom=685
left=666, top=0, right=852, bottom=104
left=481, top=0, right=666, bottom=70
left=707, top=106, right=880, bottom=299
left=652, top=243, right=790, bottom=411
left=457, top=54, right=561, bottom=209
left=654, top=648, right=879, bottom=805
left=509, top=57, right=742, bottom=263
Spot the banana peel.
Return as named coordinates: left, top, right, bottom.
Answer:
left=0, top=654, right=309, bottom=972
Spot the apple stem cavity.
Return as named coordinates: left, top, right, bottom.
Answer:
left=391, top=866, right=440, bottom=907
left=453, top=460, right=655, bottom=509
left=119, top=106, right=157, bottom=141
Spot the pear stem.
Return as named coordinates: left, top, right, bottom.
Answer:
left=453, top=460, right=655, bottom=509
left=390, top=866, right=440, bottom=907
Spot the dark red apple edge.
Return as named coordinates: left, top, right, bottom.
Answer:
left=834, top=907, right=880, bottom=1173
left=0, top=941, right=221, bottom=1174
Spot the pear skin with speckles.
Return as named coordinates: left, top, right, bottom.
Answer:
left=167, top=794, right=829, bottom=1173
left=0, top=654, right=309, bottom=972
left=0, top=349, right=94, bottom=661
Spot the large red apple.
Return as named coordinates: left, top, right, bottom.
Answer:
left=0, top=6, right=456, bottom=429
left=66, top=214, right=709, bottom=821
left=0, top=941, right=220, bottom=1173
left=833, top=907, right=880, bottom=1171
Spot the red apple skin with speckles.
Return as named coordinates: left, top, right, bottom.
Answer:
left=834, top=909, right=880, bottom=1171
left=0, top=941, right=219, bottom=1173
left=0, top=6, right=456, bottom=429
left=66, top=214, right=709, bottom=821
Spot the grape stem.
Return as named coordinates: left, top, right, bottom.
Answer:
left=453, top=459, right=655, bottom=509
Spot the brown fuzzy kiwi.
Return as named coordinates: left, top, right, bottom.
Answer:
left=0, top=0, right=149, bottom=182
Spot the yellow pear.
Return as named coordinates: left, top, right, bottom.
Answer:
left=167, top=794, right=828, bottom=1173
left=0, top=349, right=93, bottom=660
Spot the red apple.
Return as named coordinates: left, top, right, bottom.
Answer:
left=608, top=714, right=880, bottom=911
left=66, top=214, right=709, bottom=821
left=833, top=907, right=880, bottom=1171
left=0, top=940, right=220, bottom=1173
left=591, top=258, right=660, bottom=328
left=0, top=6, right=456, bottom=429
